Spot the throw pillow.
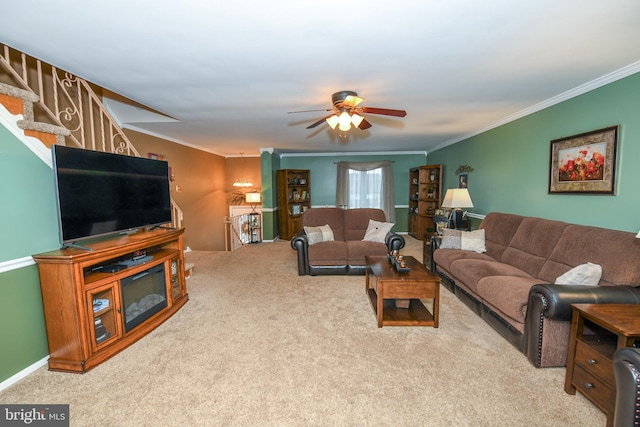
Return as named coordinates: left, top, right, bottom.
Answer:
left=304, top=224, right=334, bottom=245
left=439, top=229, right=462, bottom=250
left=461, top=229, right=486, bottom=253
left=554, top=262, right=602, bottom=286
left=362, top=219, right=395, bottom=243
left=439, top=229, right=486, bottom=253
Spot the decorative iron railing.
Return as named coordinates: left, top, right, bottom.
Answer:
left=0, top=43, right=183, bottom=228
left=224, top=214, right=252, bottom=252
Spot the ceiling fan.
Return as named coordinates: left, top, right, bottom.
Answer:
left=288, top=90, right=407, bottom=131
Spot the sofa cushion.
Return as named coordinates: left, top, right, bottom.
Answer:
left=346, top=241, right=389, bottom=265
left=477, top=276, right=543, bottom=332
left=302, top=208, right=346, bottom=241
left=344, top=208, right=387, bottom=241
left=500, top=217, right=569, bottom=278
left=449, top=259, right=532, bottom=294
left=539, top=225, right=640, bottom=286
left=362, top=219, right=394, bottom=243
left=477, top=276, right=549, bottom=327
left=304, top=225, right=335, bottom=245
left=479, top=213, right=525, bottom=261
left=307, top=241, right=348, bottom=266
left=433, top=248, right=495, bottom=273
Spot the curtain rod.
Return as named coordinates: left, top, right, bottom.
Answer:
left=333, top=161, right=395, bottom=164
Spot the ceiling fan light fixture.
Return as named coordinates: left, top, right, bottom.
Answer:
left=350, top=113, right=364, bottom=128
left=326, top=114, right=339, bottom=129
left=232, top=152, right=253, bottom=187
left=338, top=111, right=352, bottom=131
left=233, top=179, right=253, bottom=187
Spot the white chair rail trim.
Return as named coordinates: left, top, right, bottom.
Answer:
left=0, top=256, right=36, bottom=273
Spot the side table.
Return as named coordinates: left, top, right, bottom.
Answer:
left=564, top=303, right=640, bottom=426
left=423, top=235, right=441, bottom=271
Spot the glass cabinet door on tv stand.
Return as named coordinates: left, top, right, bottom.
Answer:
left=87, top=282, right=123, bottom=352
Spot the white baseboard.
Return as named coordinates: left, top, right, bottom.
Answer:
left=0, top=356, right=49, bottom=393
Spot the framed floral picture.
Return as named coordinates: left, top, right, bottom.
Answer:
left=548, top=125, right=619, bottom=194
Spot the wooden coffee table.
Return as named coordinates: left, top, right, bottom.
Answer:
left=365, top=255, right=440, bottom=328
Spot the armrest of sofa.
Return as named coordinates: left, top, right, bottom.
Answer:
left=527, top=284, right=640, bottom=321
left=614, top=347, right=640, bottom=427
left=525, top=283, right=640, bottom=367
left=385, top=233, right=405, bottom=252
left=291, top=231, right=309, bottom=275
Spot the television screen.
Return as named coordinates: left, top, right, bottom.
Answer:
left=52, top=145, right=172, bottom=244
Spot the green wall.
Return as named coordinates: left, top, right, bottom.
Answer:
left=260, top=151, right=280, bottom=240
left=278, top=153, right=428, bottom=233
left=0, top=125, right=59, bottom=383
left=428, top=72, right=640, bottom=233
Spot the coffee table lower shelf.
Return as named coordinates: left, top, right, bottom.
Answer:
left=367, top=288, right=435, bottom=327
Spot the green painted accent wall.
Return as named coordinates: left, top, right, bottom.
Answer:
left=279, top=153, right=427, bottom=232
left=0, top=126, right=59, bottom=261
left=260, top=151, right=280, bottom=240
left=427, top=72, right=640, bottom=233
left=0, top=266, right=49, bottom=378
left=0, top=126, right=59, bottom=383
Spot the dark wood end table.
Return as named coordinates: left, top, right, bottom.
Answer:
left=365, top=255, right=440, bottom=328
left=564, top=303, right=640, bottom=427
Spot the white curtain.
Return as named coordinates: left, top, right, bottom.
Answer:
left=336, top=161, right=395, bottom=223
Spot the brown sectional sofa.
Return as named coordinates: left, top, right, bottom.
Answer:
left=432, top=212, right=640, bottom=367
left=291, top=207, right=405, bottom=275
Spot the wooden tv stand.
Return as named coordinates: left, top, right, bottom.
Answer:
left=33, top=228, right=188, bottom=373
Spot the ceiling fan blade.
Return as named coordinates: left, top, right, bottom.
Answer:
left=288, top=108, right=332, bottom=114
left=306, top=115, right=333, bottom=129
left=360, top=107, right=407, bottom=117
left=357, top=118, right=372, bottom=130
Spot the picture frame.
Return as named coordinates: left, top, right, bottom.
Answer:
left=292, top=205, right=301, bottom=215
left=548, top=125, right=619, bottom=194
left=458, top=174, right=468, bottom=188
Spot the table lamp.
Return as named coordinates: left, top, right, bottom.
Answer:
left=441, top=188, right=473, bottom=229
left=245, top=192, right=261, bottom=213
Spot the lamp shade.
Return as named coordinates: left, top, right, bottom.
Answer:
left=326, top=114, right=339, bottom=129
left=441, top=188, right=473, bottom=209
left=245, top=192, right=261, bottom=203
left=350, top=113, right=364, bottom=128
left=337, top=111, right=352, bottom=131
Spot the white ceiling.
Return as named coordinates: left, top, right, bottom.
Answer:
left=2, top=1, right=640, bottom=157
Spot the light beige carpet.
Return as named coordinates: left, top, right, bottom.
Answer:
left=1, top=237, right=605, bottom=426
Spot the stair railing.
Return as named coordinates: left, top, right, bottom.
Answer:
left=0, top=43, right=183, bottom=229
left=224, top=214, right=251, bottom=251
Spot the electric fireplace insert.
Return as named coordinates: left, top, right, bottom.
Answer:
left=120, top=264, right=168, bottom=333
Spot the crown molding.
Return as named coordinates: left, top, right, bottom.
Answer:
left=430, top=61, right=640, bottom=153
left=278, top=150, right=428, bottom=158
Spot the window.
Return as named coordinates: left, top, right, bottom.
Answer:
left=336, top=161, right=395, bottom=222
left=348, top=168, right=382, bottom=209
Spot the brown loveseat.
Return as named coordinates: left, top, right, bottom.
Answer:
left=291, top=208, right=405, bottom=275
left=432, top=212, right=640, bottom=368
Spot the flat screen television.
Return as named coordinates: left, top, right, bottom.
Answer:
left=52, top=145, right=172, bottom=246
